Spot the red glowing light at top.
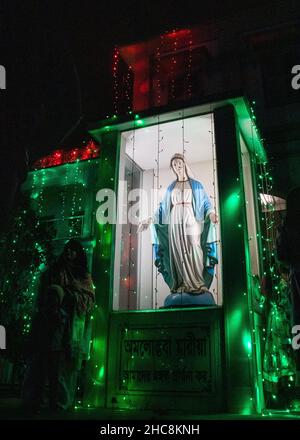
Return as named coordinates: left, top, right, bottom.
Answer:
left=32, top=140, right=100, bottom=170
left=165, top=29, right=191, bottom=39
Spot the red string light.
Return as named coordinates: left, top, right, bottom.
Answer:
left=154, top=33, right=164, bottom=107
left=113, top=46, right=120, bottom=115
left=124, top=65, right=133, bottom=113
left=170, top=28, right=178, bottom=100
left=186, top=29, right=193, bottom=99
left=111, top=27, right=194, bottom=113
left=33, top=140, right=100, bottom=170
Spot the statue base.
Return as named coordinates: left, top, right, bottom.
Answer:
left=163, top=291, right=216, bottom=308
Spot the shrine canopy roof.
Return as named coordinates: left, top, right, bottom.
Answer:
left=89, top=97, right=267, bottom=164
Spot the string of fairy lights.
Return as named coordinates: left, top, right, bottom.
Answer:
left=170, top=29, right=178, bottom=101
left=258, top=155, right=295, bottom=408
left=186, top=29, right=193, bottom=100
left=113, top=46, right=120, bottom=115
left=61, top=162, right=70, bottom=227
left=153, top=114, right=163, bottom=309
left=22, top=170, right=46, bottom=336
left=0, top=168, right=49, bottom=339
left=246, top=100, right=295, bottom=412
left=180, top=108, right=187, bottom=307
left=112, top=28, right=196, bottom=115
left=154, top=34, right=163, bottom=107
left=2, top=144, right=100, bottom=342
left=124, top=65, right=133, bottom=113
left=209, top=109, right=220, bottom=303
left=127, top=121, right=137, bottom=309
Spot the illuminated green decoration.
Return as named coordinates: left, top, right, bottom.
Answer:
left=0, top=194, right=55, bottom=368
left=263, top=278, right=296, bottom=402
left=253, top=138, right=296, bottom=406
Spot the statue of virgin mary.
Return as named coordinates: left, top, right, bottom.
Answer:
left=139, top=153, right=218, bottom=306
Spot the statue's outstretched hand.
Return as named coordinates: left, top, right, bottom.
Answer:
left=138, top=217, right=153, bottom=232
left=209, top=212, right=218, bottom=224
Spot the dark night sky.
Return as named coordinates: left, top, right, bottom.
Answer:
left=1, top=0, right=292, bottom=146
left=0, top=0, right=296, bottom=183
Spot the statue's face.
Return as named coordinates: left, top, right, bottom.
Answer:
left=171, top=158, right=185, bottom=179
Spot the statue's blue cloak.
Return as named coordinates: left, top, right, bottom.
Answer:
left=151, top=178, right=218, bottom=290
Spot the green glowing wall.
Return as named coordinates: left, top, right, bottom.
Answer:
left=214, top=105, right=263, bottom=414
left=85, top=131, right=120, bottom=408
